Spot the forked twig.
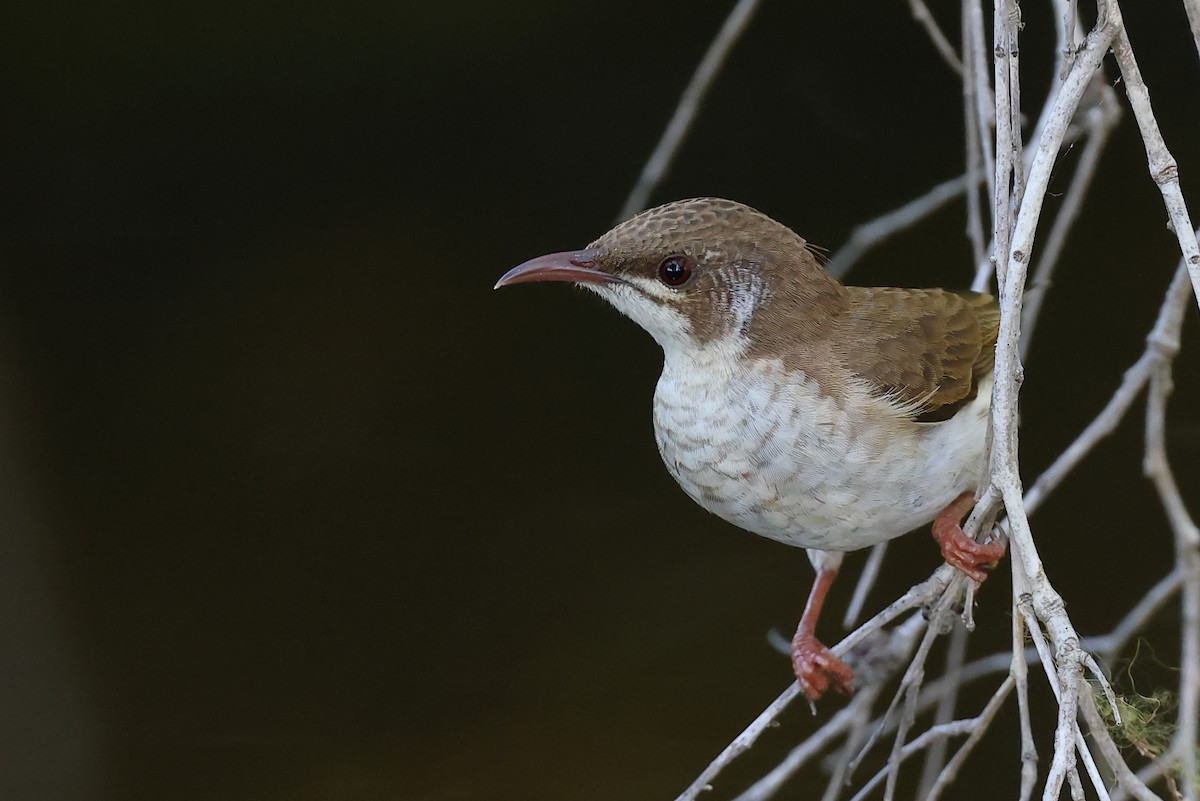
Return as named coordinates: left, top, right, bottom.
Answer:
left=641, top=3, right=1199, bottom=800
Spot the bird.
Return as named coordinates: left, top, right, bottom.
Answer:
left=494, top=197, right=1006, bottom=700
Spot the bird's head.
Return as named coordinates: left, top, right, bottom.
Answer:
left=496, top=198, right=846, bottom=357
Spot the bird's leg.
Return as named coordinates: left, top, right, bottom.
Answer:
left=932, top=491, right=1007, bottom=583
left=790, top=566, right=854, bottom=700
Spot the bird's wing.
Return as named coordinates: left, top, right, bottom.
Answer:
left=835, top=287, right=999, bottom=423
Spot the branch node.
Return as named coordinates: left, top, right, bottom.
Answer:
left=1146, top=332, right=1180, bottom=360
left=1154, top=162, right=1180, bottom=187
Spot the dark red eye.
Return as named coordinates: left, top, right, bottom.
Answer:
left=657, top=255, right=692, bottom=287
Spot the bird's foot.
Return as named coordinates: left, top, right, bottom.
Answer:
left=932, top=493, right=1007, bottom=583
left=791, top=633, right=855, bottom=701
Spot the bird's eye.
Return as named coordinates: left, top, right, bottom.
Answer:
left=657, top=255, right=693, bottom=287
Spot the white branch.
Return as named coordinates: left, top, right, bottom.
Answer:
left=915, top=622, right=969, bottom=798
left=618, top=0, right=765, bottom=220
left=825, top=176, right=975, bottom=280
left=1185, top=0, right=1200, bottom=62
left=660, top=5, right=1197, bottom=801
left=1142, top=265, right=1200, bottom=801
left=974, top=14, right=1116, bottom=800
left=843, top=541, right=888, bottom=628
left=1022, top=87, right=1122, bottom=357
left=908, top=0, right=964, bottom=75
left=964, top=0, right=995, bottom=284
left=1107, top=1, right=1200, bottom=312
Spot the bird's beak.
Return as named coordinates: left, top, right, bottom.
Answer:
left=494, top=249, right=624, bottom=289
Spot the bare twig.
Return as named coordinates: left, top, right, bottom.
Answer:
left=728, top=617, right=927, bottom=801
left=820, top=687, right=881, bottom=801
left=978, top=10, right=1120, bottom=801
left=964, top=0, right=994, bottom=285
left=673, top=681, right=804, bottom=801
left=1106, top=1, right=1200, bottom=311
left=726, top=690, right=875, bottom=801
left=989, top=0, right=1014, bottom=287
left=915, top=622, right=969, bottom=798
left=843, top=542, right=889, bottom=628
left=1024, top=258, right=1196, bottom=518
left=661, top=4, right=1196, bottom=801
left=1184, top=0, right=1200, bottom=62
left=675, top=571, right=953, bottom=801
left=1022, top=89, right=1122, bottom=357
left=618, top=0, right=765, bottom=220
left=846, top=583, right=963, bottom=781
left=907, top=0, right=964, bottom=75
left=1111, top=761, right=1175, bottom=801
left=1142, top=260, right=1200, bottom=800
left=1006, top=2, right=1023, bottom=216
left=826, top=176, right=976, bottom=280
left=924, top=676, right=1017, bottom=801
left=846, top=680, right=1014, bottom=801
left=875, top=565, right=1187, bottom=758
left=1014, top=609, right=1039, bottom=801
left=1086, top=569, right=1182, bottom=659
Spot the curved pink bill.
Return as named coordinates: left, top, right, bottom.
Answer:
left=494, top=249, right=624, bottom=289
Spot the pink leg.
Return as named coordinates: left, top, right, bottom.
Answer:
left=790, top=566, right=854, bottom=701
left=932, top=492, right=1007, bottom=583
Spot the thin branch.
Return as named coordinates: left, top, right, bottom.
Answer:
left=729, top=617, right=928, bottom=801
left=1106, top=1, right=1200, bottom=311
left=821, top=687, right=881, bottom=801
left=1023, top=250, right=1196, bottom=517
left=674, top=571, right=952, bottom=801
left=836, top=566, right=957, bottom=656
left=843, top=542, right=888, bottom=628
left=877, top=566, right=1187, bottom=756
left=907, top=0, right=964, bottom=75
left=727, top=691, right=875, bottom=801
left=1013, top=555, right=1085, bottom=800
left=1085, top=569, right=1182, bottom=659
left=847, top=581, right=964, bottom=782
left=1076, top=722, right=1113, bottom=801
left=1022, top=347, right=1154, bottom=514
left=1184, top=0, right=1200, bottom=62
left=924, top=676, right=1018, bottom=801
left=618, top=0, right=766, bottom=220
left=1013, top=609, right=1039, bottom=801
left=1007, top=3, right=1023, bottom=215
left=964, top=0, right=994, bottom=285
left=663, top=6, right=1196, bottom=801
left=825, top=176, right=975, bottom=280
left=673, top=681, right=803, bottom=801
left=1111, top=759, right=1175, bottom=801
left=916, top=622, right=969, bottom=798
left=975, top=15, right=1118, bottom=800
left=707, top=559, right=1187, bottom=801
left=1142, top=259, right=1200, bottom=801
left=1022, top=88, right=1122, bottom=358
left=845, top=715, right=980, bottom=801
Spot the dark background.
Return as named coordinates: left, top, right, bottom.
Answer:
left=1, top=2, right=1198, bottom=800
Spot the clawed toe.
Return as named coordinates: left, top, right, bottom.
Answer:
left=941, top=531, right=1007, bottom=582
left=791, top=634, right=855, bottom=701
left=932, top=493, right=1008, bottom=584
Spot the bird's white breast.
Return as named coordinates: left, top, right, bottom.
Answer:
left=652, top=344, right=990, bottom=552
